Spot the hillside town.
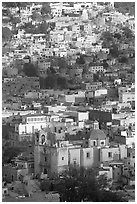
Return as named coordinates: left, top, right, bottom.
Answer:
left=2, top=2, right=135, bottom=202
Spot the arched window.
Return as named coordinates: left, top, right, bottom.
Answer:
left=41, top=135, right=45, bottom=145
left=44, top=168, right=47, bottom=174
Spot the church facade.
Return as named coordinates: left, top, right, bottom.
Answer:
left=34, top=121, right=127, bottom=178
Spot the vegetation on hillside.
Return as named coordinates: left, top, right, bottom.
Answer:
left=114, top=2, right=135, bottom=16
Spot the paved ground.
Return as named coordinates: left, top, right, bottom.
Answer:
left=3, top=191, right=60, bottom=202
left=112, top=189, right=135, bottom=202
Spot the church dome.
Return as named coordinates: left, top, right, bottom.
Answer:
left=89, top=129, right=106, bottom=140
left=89, top=120, right=106, bottom=140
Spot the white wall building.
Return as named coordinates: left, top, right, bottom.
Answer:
left=15, top=114, right=51, bottom=135
left=89, top=65, right=104, bottom=73
left=94, top=88, right=107, bottom=97
left=119, top=92, right=135, bottom=103
left=100, top=145, right=127, bottom=162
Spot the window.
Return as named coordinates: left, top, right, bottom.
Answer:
left=32, top=126, right=34, bottom=133
left=25, top=126, right=27, bottom=133
left=74, top=160, right=76, bottom=165
left=62, top=157, right=64, bottom=160
left=101, top=141, right=104, bottom=145
left=41, top=135, right=45, bottom=144
left=44, top=168, right=47, bottom=174
left=86, top=152, right=90, bottom=158
left=93, top=141, right=96, bottom=146
left=128, top=153, right=130, bottom=157
left=108, top=152, right=112, bottom=158
left=124, top=167, right=128, bottom=170
left=45, top=157, right=47, bottom=162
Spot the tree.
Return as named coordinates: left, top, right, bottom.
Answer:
left=118, top=56, right=128, bottom=63
left=3, top=147, right=27, bottom=164
left=49, top=67, right=56, bottom=74
left=20, top=22, right=36, bottom=34
left=40, top=179, right=52, bottom=191
left=101, top=31, right=113, bottom=42
left=39, top=22, right=49, bottom=34
left=2, top=17, right=11, bottom=24
left=2, top=27, right=12, bottom=41
left=3, top=2, right=25, bottom=8
left=110, top=44, right=119, bottom=58
left=93, top=73, right=99, bottom=82
left=55, top=166, right=127, bottom=202
left=114, top=32, right=122, bottom=40
left=57, top=57, right=68, bottom=70
left=114, top=2, right=135, bottom=16
left=122, top=27, right=134, bottom=39
left=102, top=60, right=109, bottom=68
left=76, top=55, right=85, bottom=64
left=2, top=2, right=17, bottom=7
left=41, top=2, right=51, bottom=15
left=2, top=8, right=12, bottom=17
left=23, top=63, right=38, bottom=77
left=57, top=77, right=67, bottom=89
left=49, top=22, right=56, bottom=30
left=31, top=11, right=42, bottom=22
left=44, top=75, right=57, bottom=89
left=11, top=16, right=21, bottom=26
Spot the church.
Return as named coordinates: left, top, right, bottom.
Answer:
left=34, top=121, right=110, bottom=178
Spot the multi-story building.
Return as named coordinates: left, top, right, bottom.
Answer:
left=38, top=60, right=51, bottom=77
left=83, top=72, right=94, bottom=82
left=8, top=114, right=51, bottom=142
left=82, top=82, right=103, bottom=91
left=100, top=145, right=127, bottom=162
left=58, top=91, right=86, bottom=103
left=119, top=91, right=135, bottom=103
left=51, top=5, right=63, bottom=17
left=89, top=65, right=104, bottom=73
left=16, top=114, right=51, bottom=135
left=94, top=88, right=107, bottom=97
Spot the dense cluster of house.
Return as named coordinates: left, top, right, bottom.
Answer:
left=2, top=2, right=135, bottom=196
left=2, top=94, right=135, bottom=187
left=2, top=2, right=135, bottom=79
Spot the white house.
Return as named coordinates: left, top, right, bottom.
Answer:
left=94, top=88, right=107, bottom=97
left=15, top=114, right=51, bottom=135
left=119, top=92, right=135, bottom=103
left=89, top=65, right=104, bottom=73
